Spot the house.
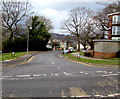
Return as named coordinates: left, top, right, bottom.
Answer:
left=108, top=12, right=120, bottom=40
left=93, top=12, right=120, bottom=59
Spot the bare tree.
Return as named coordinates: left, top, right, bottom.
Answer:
left=62, top=7, right=93, bottom=51
left=80, top=22, right=94, bottom=50
left=2, top=0, right=32, bottom=41
left=96, top=0, right=120, bottom=12
left=93, top=12, right=109, bottom=39
left=80, top=21, right=101, bottom=50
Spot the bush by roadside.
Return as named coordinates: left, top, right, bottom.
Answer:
left=84, top=50, right=93, bottom=57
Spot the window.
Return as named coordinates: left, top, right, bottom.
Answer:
left=117, top=26, right=120, bottom=34
left=112, top=15, right=120, bottom=24
left=112, top=26, right=120, bottom=34
left=118, top=15, right=120, bottom=23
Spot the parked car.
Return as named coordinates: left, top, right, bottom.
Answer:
left=68, top=47, right=74, bottom=53
left=63, top=49, right=70, bottom=54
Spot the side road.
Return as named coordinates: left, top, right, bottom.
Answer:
left=2, top=52, right=39, bottom=68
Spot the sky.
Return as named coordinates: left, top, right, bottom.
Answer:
left=29, top=0, right=104, bottom=34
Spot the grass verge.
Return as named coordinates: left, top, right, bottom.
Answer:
left=63, top=54, right=120, bottom=66
left=1, top=52, right=29, bottom=61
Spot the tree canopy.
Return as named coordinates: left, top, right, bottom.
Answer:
left=27, top=16, right=52, bottom=51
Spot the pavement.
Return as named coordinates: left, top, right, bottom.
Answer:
left=71, top=52, right=113, bottom=60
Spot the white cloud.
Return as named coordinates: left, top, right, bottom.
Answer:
left=29, top=1, right=103, bottom=34
left=38, top=8, right=68, bottom=33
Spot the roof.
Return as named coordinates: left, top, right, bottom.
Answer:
left=93, top=39, right=120, bottom=42
left=108, top=12, right=120, bottom=16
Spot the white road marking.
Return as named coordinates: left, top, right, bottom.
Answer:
left=51, top=74, right=54, bottom=76
left=50, top=58, right=55, bottom=65
left=94, top=95, right=103, bottom=97
left=16, top=75, right=31, bottom=77
left=33, top=74, right=41, bottom=77
left=58, top=67, right=60, bottom=70
left=55, top=74, right=59, bottom=76
left=63, top=72, right=72, bottom=76
left=107, top=94, right=115, bottom=97
left=113, top=93, right=120, bottom=95
left=102, top=73, right=118, bottom=77
left=80, top=71, right=84, bottom=73
left=2, top=76, right=12, bottom=78
left=41, top=74, right=47, bottom=76
left=51, top=61, right=55, bottom=65
left=96, top=71, right=103, bottom=73
left=84, top=72, right=89, bottom=74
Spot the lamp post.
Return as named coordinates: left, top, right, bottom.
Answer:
left=27, top=27, right=32, bottom=53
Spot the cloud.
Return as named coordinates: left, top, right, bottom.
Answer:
left=39, top=8, right=68, bottom=32
left=29, top=1, right=103, bottom=33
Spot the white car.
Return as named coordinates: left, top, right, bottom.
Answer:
left=63, top=49, right=70, bottom=54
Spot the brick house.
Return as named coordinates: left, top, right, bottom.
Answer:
left=93, top=12, right=120, bottom=58
left=108, top=12, right=120, bottom=40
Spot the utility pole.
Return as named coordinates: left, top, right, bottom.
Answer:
left=27, top=27, right=32, bottom=53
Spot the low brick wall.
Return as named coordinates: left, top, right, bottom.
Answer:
left=93, top=40, right=120, bottom=59
left=94, top=52, right=117, bottom=59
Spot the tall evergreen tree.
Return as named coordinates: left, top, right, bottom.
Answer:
left=27, top=16, right=52, bottom=51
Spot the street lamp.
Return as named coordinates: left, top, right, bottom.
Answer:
left=27, top=26, right=32, bottom=53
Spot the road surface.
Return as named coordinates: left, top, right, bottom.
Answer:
left=2, top=51, right=120, bottom=97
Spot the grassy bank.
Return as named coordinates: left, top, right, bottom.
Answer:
left=1, top=52, right=29, bottom=61
left=63, top=54, right=120, bottom=66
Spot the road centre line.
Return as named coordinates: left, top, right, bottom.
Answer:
left=58, top=66, right=60, bottom=70
left=50, top=58, right=55, bottom=65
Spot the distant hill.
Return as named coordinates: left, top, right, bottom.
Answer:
left=50, top=33, right=77, bottom=41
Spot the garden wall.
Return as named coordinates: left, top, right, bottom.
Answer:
left=93, top=40, right=120, bottom=59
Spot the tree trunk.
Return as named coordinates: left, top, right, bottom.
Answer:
left=88, top=41, right=94, bottom=50
left=77, top=35, right=80, bottom=52
left=9, top=31, right=14, bottom=52
left=9, top=30, right=14, bottom=41
left=83, top=45, right=86, bottom=50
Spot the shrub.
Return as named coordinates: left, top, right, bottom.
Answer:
left=84, top=50, right=93, bottom=57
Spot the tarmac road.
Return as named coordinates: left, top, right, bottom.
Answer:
left=2, top=51, right=120, bottom=98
